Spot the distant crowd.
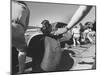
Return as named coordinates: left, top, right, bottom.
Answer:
left=71, top=21, right=96, bottom=47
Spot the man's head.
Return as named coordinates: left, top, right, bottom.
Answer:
left=41, top=20, right=52, bottom=34
left=41, top=20, right=50, bottom=28
left=85, top=21, right=93, bottom=28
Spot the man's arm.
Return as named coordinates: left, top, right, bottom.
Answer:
left=66, top=6, right=92, bottom=29
left=54, top=6, right=92, bottom=35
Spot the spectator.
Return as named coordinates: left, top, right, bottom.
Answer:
left=71, top=25, right=81, bottom=46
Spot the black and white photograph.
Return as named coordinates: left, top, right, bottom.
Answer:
left=11, top=0, right=96, bottom=74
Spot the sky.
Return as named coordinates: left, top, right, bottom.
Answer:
left=25, top=1, right=95, bottom=27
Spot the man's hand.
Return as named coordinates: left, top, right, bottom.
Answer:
left=54, top=27, right=68, bottom=35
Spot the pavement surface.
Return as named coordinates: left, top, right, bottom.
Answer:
left=69, top=44, right=96, bottom=70
left=24, top=43, right=96, bottom=73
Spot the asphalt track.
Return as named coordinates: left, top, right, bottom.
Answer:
left=24, top=43, right=96, bottom=73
